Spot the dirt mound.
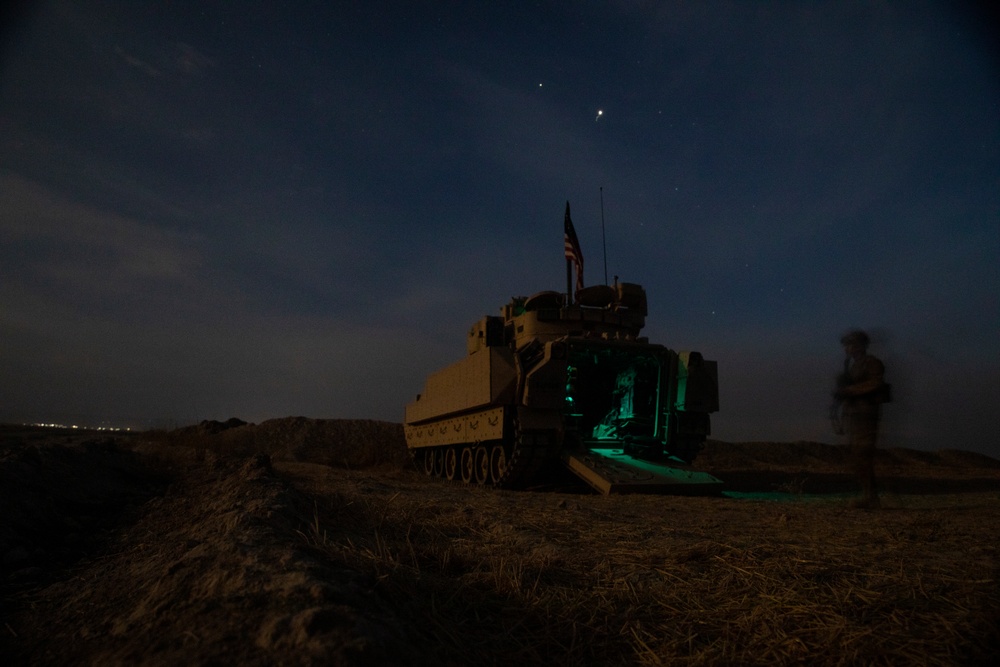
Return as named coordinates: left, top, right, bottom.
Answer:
left=3, top=420, right=999, bottom=665
left=937, top=448, right=1000, bottom=468
left=180, top=417, right=248, bottom=436
left=700, top=439, right=1000, bottom=473
left=138, top=420, right=1000, bottom=477
left=138, top=418, right=409, bottom=470
left=5, top=453, right=428, bottom=665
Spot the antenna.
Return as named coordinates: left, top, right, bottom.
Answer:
left=600, top=187, right=608, bottom=285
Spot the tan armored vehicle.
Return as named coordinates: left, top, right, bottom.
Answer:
left=404, top=281, right=722, bottom=494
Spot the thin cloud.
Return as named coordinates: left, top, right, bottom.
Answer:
left=114, top=46, right=162, bottom=77
left=0, top=174, right=204, bottom=294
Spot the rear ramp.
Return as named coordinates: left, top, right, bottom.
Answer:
left=564, top=448, right=724, bottom=495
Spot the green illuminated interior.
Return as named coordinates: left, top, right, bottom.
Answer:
left=563, top=347, right=663, bottom=446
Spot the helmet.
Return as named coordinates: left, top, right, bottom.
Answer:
left=840, top=330, right=870, bottom=347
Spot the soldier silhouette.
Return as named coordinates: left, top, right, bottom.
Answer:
left=832, top=330, right=889, bottom=508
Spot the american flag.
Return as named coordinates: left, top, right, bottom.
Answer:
left=563, top=201, right=584, bottom=293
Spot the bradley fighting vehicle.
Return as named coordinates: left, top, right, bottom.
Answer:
left=404, top=280, right=723, bottom=494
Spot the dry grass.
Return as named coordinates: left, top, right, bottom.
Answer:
left=5, top=422, right=997, bottom=665
left=282, top=463, right=1000, bottom=666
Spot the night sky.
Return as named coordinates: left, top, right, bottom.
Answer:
left=2, top=2, right=998, bottom=457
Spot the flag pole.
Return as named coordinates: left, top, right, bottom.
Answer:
left=565, top=201, right=572, bottom=303
left=566, top=256, right=572, bottom=304
left=600, top=187, right=608, bottom=285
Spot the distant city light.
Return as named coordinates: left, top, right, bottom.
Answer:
left=29, top=422, right=131, bottom=432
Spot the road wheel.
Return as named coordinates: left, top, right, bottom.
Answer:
left=489, top=444, right=507, bottom=484
left=474, top=446, right=490, bottom=484
left=445, top=448, right=458, bottom=480
left=460, top=447, right=474, bottom=483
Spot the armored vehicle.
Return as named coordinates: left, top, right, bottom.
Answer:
left=404, top=281, right=722, bottom=494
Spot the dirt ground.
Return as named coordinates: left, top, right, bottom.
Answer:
left=2, top=419, right=998, bottom=666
